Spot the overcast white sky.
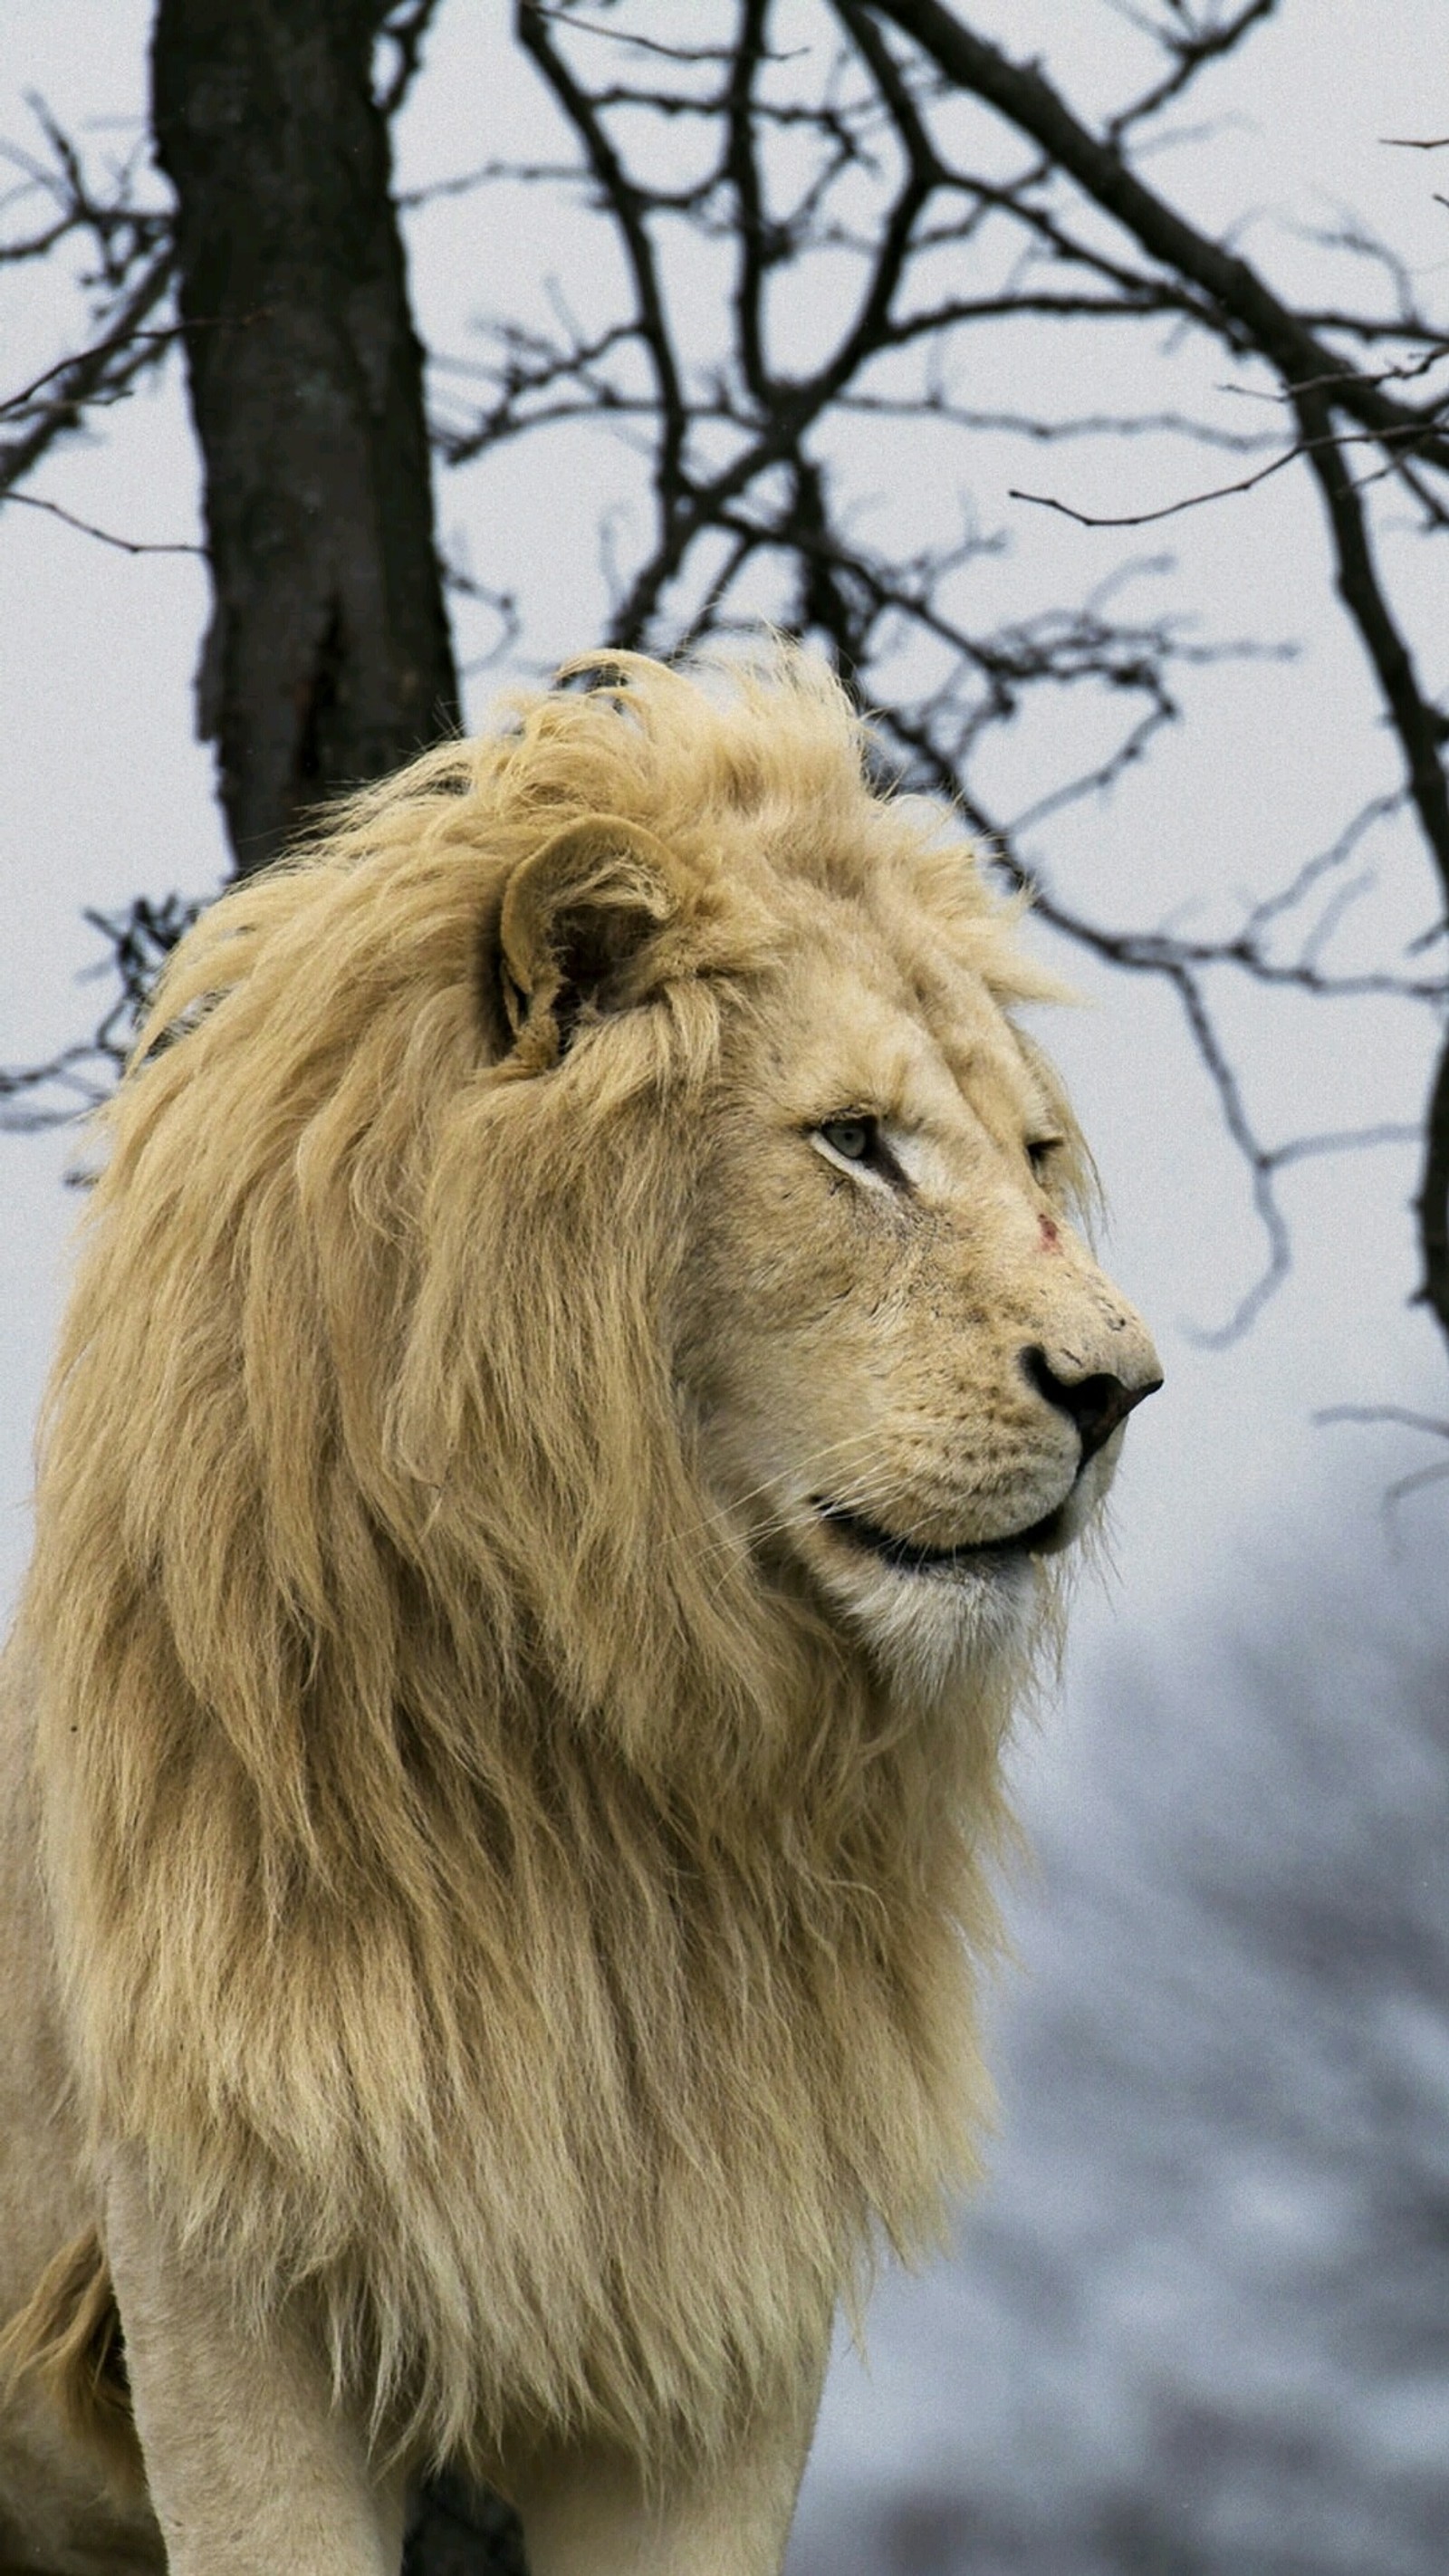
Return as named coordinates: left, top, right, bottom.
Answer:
left=5, top=0, right=1448, bottom=1654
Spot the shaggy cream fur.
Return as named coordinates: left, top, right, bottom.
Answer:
left=0, top=646, right=1157, bottom=2574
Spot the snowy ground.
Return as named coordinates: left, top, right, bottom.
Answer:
left=788, top=1506, right=1449, bottom=2576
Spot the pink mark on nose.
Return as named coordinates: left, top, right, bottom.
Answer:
left=1038, top=1213, right=1061, bottom=1251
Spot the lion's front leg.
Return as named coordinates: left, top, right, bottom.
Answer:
left=506, top=2370, right=824, bottom=2576
left=103, top=2150, right=407, bottom=2576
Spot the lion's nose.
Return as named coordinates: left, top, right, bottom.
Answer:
left=1021, top=1345, right=1161, bottom=1466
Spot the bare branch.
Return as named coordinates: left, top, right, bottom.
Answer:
left=373, top=0, right=447, bottom=118
left=1108, top=0, right=1285, bottom=142
left=4, top=490, right=201, bottom=556
left=515, top=0, right=690, bottom=545
left=0, top=895, right=201, bottom=1134
left=866, top=2, right=1449, bottom=473
left=1011, top=441, right=1300, bottom=527
left=0, top=237, right=176, bottom=499
left=1318, top=1402, right=1449, bottom=1432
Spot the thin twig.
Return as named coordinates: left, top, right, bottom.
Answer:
left=4, top=489, right=201, bottom=556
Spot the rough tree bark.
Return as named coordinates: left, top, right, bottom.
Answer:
left=150, top=0, right=459, bottom=878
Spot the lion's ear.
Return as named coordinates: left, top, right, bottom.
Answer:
left=492, top=816, right=679, bottom=1066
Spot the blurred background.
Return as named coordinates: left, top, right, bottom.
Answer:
left=3, top=4, right=1447, bottom=2568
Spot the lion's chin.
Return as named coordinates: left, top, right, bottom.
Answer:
left=802, top=1528, right=1041, bottom=1697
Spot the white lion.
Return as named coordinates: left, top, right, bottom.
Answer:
left=1, top=648, right=1158, bottom=2574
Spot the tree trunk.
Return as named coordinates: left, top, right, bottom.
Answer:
left=150, top=0, right=460, bottom=879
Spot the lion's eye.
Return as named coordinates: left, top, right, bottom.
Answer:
left=812, top=1112, right=909, bottom=1191
left=1025, top=1136, right=1063, bottom=1179
left=820, top=1115, right=877, bottom=1163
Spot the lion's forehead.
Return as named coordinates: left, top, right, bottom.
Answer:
left=755, top=912, right=1048, bottom=1146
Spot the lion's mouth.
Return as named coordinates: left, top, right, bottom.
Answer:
left=811, top=1495, right=1069, bottom=1573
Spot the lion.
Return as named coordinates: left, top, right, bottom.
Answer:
left=0, top=645, right=1158, bottom=2575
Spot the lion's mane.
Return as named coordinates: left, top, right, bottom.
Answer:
left=22, top=650, right=1046, bottom=2476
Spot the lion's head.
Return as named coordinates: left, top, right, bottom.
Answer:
left=24, top=645, right=1157, bottom=2468
left=672, top=807, right=1158, bottom=1697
